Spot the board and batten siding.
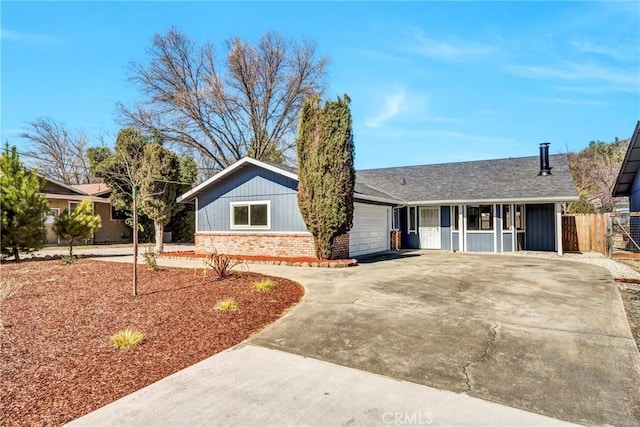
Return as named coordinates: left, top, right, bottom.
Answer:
left=466, top=233, right=494, bottom=252
left=197, top=164, right=307, bottom=232
left=525, top=203, right=555, bottom=251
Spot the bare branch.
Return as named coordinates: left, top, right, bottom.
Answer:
left=119, top=28, right=328, bottom=167
left=20, top=118, right=93, bottom=185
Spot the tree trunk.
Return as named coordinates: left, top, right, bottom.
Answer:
left=13, top=247, right=20, bottom=261
left=132, top=187, right=138, bottom=296
left=69, top=240, right=74, bottom=258
left=154, top=221, right=164, bottom=254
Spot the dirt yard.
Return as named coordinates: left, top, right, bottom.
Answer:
left=0, top=259, right=303, bottom=426
left=615, top=259, right=640, bottom=350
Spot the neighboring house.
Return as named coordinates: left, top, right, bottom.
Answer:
left=612, top=121, right=640, bottom=210
left=177, top=143, right=579, bottom=258
left=41, top=177, right=130, bottom=245
left=612, top=121, right=640, bottom=240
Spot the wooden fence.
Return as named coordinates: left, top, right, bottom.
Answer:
left=562, top=213, right=609, bottom=255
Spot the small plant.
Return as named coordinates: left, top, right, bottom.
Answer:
left=59, top=255, right=77, bottom=265
left=203, top=250, right=245, bottom=279
left=0, top=279, right=23, bottom=302
left=253, top=279, right=275, bottom=293
left=110, top=328, right=146, bottom=351
left=143, top=246, right=160, bottom=271
left=214, top=298, right=239, bottom=312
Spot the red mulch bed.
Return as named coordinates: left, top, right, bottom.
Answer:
left=161, top=251, right=357, bottom=267
left=0, top=259, right=303, bottom=426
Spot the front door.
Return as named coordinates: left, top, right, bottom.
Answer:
left=419, top=207, right=440, bottom=249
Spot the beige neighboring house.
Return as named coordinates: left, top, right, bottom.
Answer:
left=41, top=177, right=130, bottom=245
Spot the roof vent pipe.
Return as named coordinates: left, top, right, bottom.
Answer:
left=538, top=142, right=552, bottom=176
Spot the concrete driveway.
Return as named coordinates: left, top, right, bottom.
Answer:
left=246, top=251, right=640, bottom=426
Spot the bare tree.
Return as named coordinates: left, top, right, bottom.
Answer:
left=567, top=139, right=629, bottom=212
left=20, top=118, right=92, bottom=185
left=118, top=28, right=328, bottom=169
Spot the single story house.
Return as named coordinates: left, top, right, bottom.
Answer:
left=41, top=177, right=130, bottom=245
left=177, top=143, right=579, bottom=258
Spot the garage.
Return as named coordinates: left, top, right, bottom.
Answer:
left=349, top=202, right=390, bottom=257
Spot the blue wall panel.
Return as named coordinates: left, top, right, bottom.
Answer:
left=467, top=233, right=494, bottom=252
left=197, top=164, right=307, bottom=232
left=452, top=232, right=460, bottom=251
left=525, top=203, right=555, bottom=251
left=503, top=233, right=513, bottom=252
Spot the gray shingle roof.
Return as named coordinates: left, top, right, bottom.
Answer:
left=354, top=182, right=402, bottom=201
left=356, top=154, right=579, bottom=203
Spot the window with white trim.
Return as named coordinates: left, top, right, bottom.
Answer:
left=451, top=206, right=460, bottom=231
left=392, top=207, right=400, bottom=230
left=408, top=206, right=417, bottom=233
left=45, top=208, right=60, bottom=224
left=502, top=204, right=512, bottom=230
left=231, top=201, right=270, bottom=229
left=515, top=204, right=525, bottom=230
left=467, top=205, right=493, bottom=231
left=68, top=202, right=80, bottom=213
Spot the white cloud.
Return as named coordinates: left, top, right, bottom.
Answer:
left=364, top=89, right=407, bottom=128
left=1, top=29, right=63, bottom=44
left=401, top=28, right=494, bottom=61
left=508, top=61, right=638, bottom=92
left=569, top=40, right=630, bottom=62
left=546, top=97, right=607, bottom=107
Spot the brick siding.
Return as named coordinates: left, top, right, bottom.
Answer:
left=195, top=232, right=351, bottom=259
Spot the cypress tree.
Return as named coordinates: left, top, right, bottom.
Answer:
left=297, top=94, right=355, bottom=259
left=0, top=143, right=50, bottom=260
left=53, top=199, right=102, bottom=258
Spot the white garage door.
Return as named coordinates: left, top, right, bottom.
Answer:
left=349, top=203, right=390, bottom=257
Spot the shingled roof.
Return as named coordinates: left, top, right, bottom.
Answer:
left=356, top=154, right=579, bottom=203
left=178, top=154, right=579, bottom=204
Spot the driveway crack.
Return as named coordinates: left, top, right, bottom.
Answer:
left=462, top=321, right=499, bottom=393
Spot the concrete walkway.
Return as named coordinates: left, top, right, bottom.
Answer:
left=69, top=251, right=640, bottom=426
left=68, top=344, right=574, bottom=427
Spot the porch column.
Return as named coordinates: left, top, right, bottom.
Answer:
left=555, top=202, right=563, bottom=256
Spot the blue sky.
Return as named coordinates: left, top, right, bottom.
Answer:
left=2, top=1, right=639, bottom=169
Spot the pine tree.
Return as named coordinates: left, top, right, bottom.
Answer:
left=0, top=143, right=49, bottom=260
left=297, top=94, right=355, bottom=259
left=53, top=199, right=101, bottom=258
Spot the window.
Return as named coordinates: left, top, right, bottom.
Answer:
left=231, top=201, right=270, bottom=229
left=392, top=207, right=400, bottom=230
left=45, top=208, right=60, bottom=224
left=68, top=202, right=80, bottom=213
left=408, top=206, right=417, bottom=233
left=111, top=206, right=127, bottom=221
left=451, top=206, right=460, bottom=231
left=515, top=204, right=525, bottom=230
left=467, top=205, right=493, bottom=231
left=502, top=204, right=512, bottom=230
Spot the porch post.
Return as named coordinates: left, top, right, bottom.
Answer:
left=555, top=202, right=563, bottom=256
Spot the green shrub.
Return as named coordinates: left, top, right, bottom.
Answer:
left=110, top=328, right=146, bottom=351
left=203, top=250, right=245, bottom=279
left=214, top=299, right=239, bottom=312
left=253, top=279, right=275, bottom=293
left=59, top=255, right=77, bottom=265
left=143, top=246, right=159, bottom=271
